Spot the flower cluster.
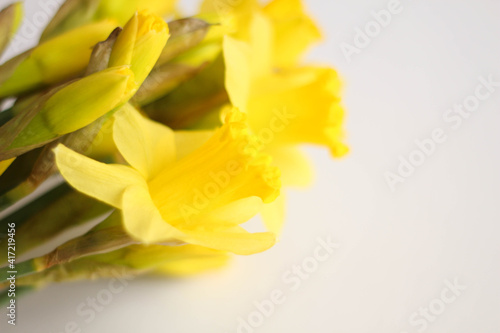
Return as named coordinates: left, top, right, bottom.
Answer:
left=0, top=0, right=347, bottom=290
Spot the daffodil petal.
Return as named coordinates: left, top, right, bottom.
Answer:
left=223, top=35, right=251, bottom=112
left=121, top=184, right=186, bottom=244
left=195, top=196, right=264, bottom=228
left=247, top=66, right=347, bottom=154
left=108, top=12, right=138, bottom=69
left=54, top=144, right=143, bottom=208
left=267, top=146, right=312, bottom=187
left=113, top=104, right=176, bottom=180
left=155, top=249, right=230, bottom=276
left=186, top=226, right=276, bottom=255
left=249, top=11, right=273, bottom=77
left=263, top=0, right=322, bottom=67
left=128, top=11, right=169, bottom=85
left=148, top=110, right=281, bottom=226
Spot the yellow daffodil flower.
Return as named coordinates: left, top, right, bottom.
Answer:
left=222, top=7, right=347, bottom=157
left=54, top=104, right=281, bottom=255
left=200, top=0, right=346, bottom=157
left=0, top=20, right=118, bottom=97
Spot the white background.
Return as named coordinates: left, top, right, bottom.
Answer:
left=1, top=0, right=500, bottom=332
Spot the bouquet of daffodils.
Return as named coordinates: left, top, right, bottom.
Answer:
left=0, top=0, right=347, bottom=298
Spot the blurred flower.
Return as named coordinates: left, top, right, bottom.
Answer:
left=200, top=0, right=348, bottom=233
left=220, top=1, right=347, bottom=157
left=259, top=0, right=322, bottom=67
left=202, top=0, right=321, bottom=67
left=54, top=104, right=280, bottom=255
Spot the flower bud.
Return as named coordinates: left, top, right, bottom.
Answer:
left=108, top=11, right=170, bottom=87
left=9, top=66, right=137, bottom=149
